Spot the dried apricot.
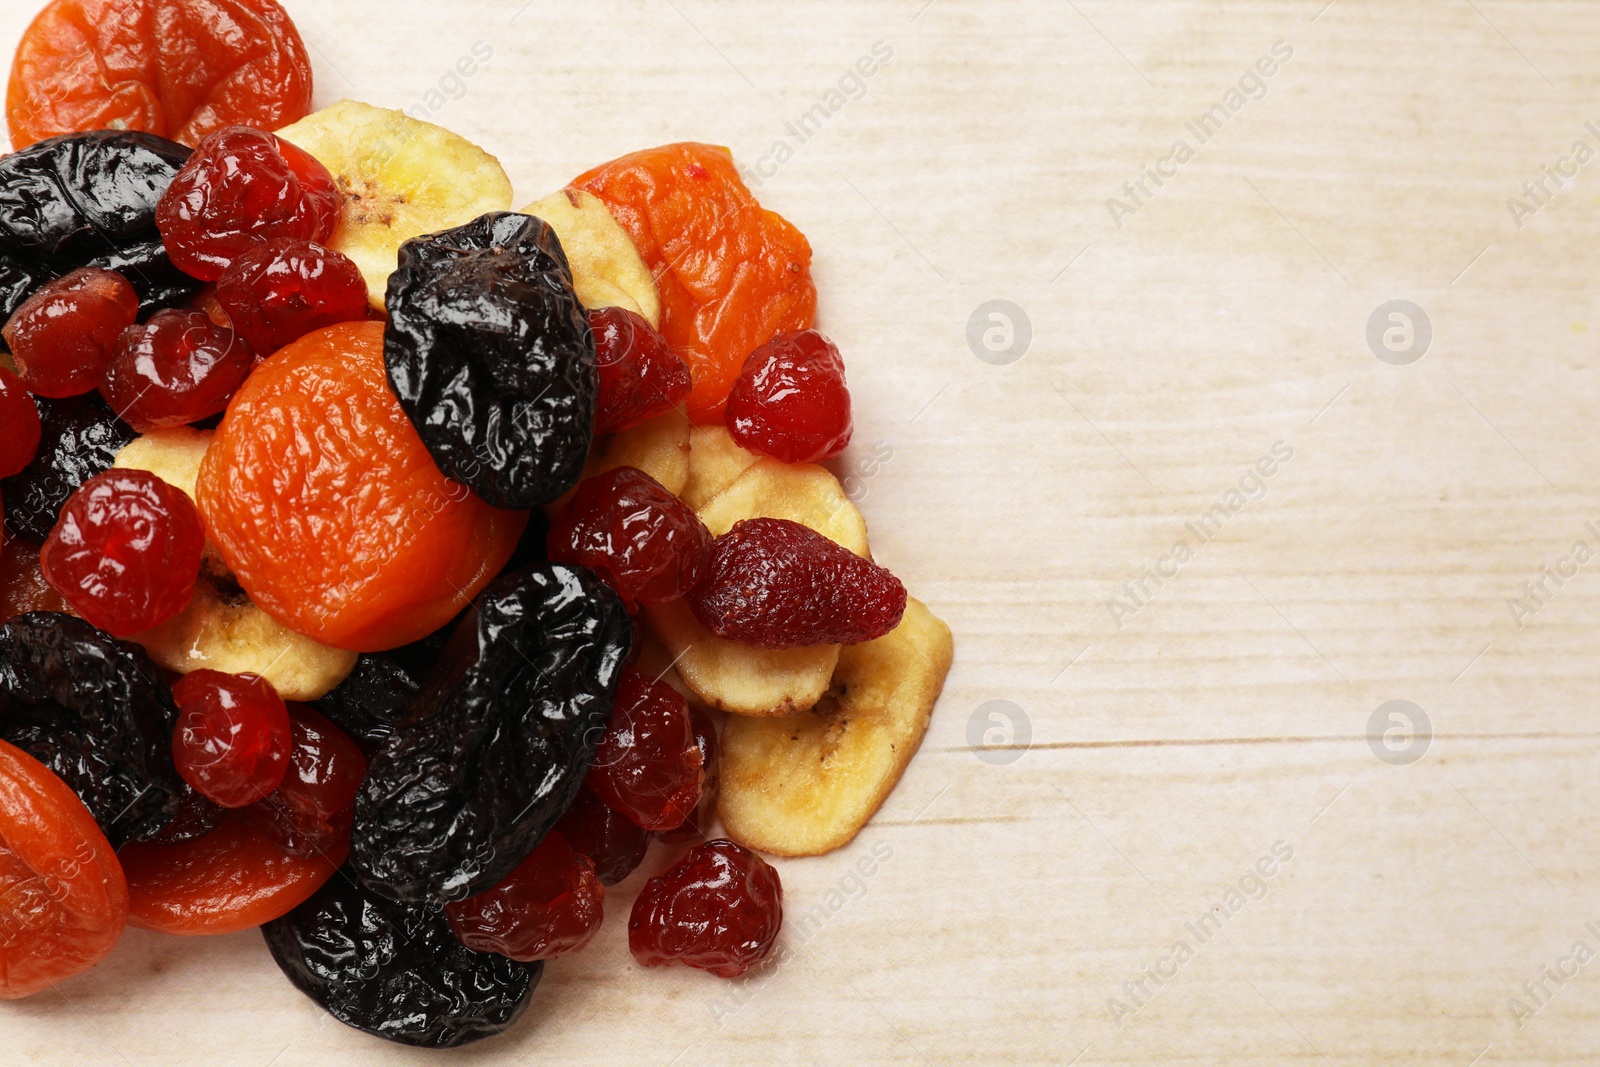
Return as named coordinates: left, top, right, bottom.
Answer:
left=196, top=320, right=527, bottom=651
left=7, top=0, right=313, bottom=151
left=0, top=739, right=129, bottom=999
left=575, top=143, right=816, bottom=423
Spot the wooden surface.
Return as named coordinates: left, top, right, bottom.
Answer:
left=6, top=0, right=1600, bottom=1063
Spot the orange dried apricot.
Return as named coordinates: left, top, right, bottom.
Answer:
left=575, top=143, right=817, bottom=423
left=196, top=320, right=527, bottom=652
left=7, top=0, right=313, bottom=151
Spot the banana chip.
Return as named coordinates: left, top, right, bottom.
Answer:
left=520, top=188, right=660, bottom=327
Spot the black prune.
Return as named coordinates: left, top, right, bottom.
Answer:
left=351, top=563, right=630, bottom=903
left=263, top=868, right=538, bottom=1048
left=314, top=653, right=422, bottom=754
left=384, top=212, right=596, bottom=510
left=1, top=393, right=136, bottom=543
left=0, top=131, right=201, bottom=320
left=146, top=783, right=226, bottom=845
left=0, top=251, right=53, bottom=322
left=0, top=612, right=182, bottom=846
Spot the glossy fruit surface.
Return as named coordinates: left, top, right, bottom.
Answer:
left=197, top=320, right=526, bottom=651
left=1, top=393, right=135, bottom=544
left=100, top=308, right=253, bottom=431
left=659, top=708, right=720, bottom=844
left=41, top=468, right=205, bottom=638
left=156, top=126, right=340, bottom=281
left=547, top=466, right=712, bottom=609
left=119, top=806, right=342, bottom=935
left=444, top=831, right=605, bottom=962
left=171, top=670, right=291, bottom=808
left=253, top=704, right=366, bottom=859
left=0, top=739, right=128, bottom=999
left=687, top=518, right=907, bottom=648
left=585, top=669, right=702, bottom=832
left=3, top=267, right=140, bottom=398
left=6, top=0, right=313, bottom=150
left=146, top=783, right=224, bottom=845
left=576, top=143, right=816, bottom=422
left=0, top=538, right=71, bottom=620
left=725, top=329, right=853, bottom=464
left=628, top=839, right=781, bottom=978
left=215, top=238, right=368, bottom=358
left=590, top=306, right=691, bottom=434
left=552, top=785, right=651, bottom=887
left=0, top=370, right=42, bottom=478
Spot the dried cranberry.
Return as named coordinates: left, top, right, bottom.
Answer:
left=40, top=468, right=204, bottom=637
left=215, top=238, right=369, bottom=358
left=0, top=370, right=41, bottom=478
left=725, top=329, right=853, bottom=463
left=590, top=306, right=691, bottom=434
left=585, top=668, right=701, bottom=832
left=252, top=703, right=367, bottom=858
left=553, top=785, right=651, bottom=887
left=156, top=127, right=341, bottom=281
left=2, top=267, right=139, bottom=397
left=444, top=832, right=605, bottom=962
left=100, top=309, right=253, bottom=431
left=629, top=839, right=782, bottom=978
left=659, top=709, right=720, bottom=844
left=171, top=670, right=292, bottom=809
left=547, top=466, right=712, bottom=609
left=687, top=517, right=905, bottom=648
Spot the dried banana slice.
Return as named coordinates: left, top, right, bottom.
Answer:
left=276, top=100, right=514, bottom=308
left=680, top=425, right=760, bottom=510
left=113, top=426, right=212, bottom=498
left=547, top=409, right=691, bottom=516
left=643, top=599, right=840, bottom=718
left=520, top=188, right=661, bottom=327
left=718, top=598, right=953, bottom=856
left=696, top=459, right=868, bottom=557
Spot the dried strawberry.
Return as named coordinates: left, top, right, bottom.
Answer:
left=724, top=329, right=852, bottom=463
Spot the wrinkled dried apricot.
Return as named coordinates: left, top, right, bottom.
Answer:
left=7, top=0, right=313, bottom=151
left=197, top=320, right=527, bottom=651
left=576, top=143, right=816, bottom=423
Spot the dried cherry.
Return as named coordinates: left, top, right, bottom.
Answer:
left=444, top=831, right=605, bottom=962
left=725, top=329, right=853, bottom=463
left=547, top=466, right=713, bottom=609
left=3, top=267, right=140, bottom=398
left=585, top=669, right=702, bottom=832
left=590, top=306, right=691, bottom=434
left=659, top=708, right=720, bottom=844
left=385, top=212, right=596, bottom=510
left=0, top=538, right=71, bottom=620
left=263, top=867, right=539, bottom=1048
left=351, top=563, right=630, bottom=903
left=0, top=370, right=42, bottom=478
left=253, top=704, right=366, bottom=859
left=214, top=238, right=368, bottom=358
left=628, top=839, right=781, bottom=978
left=99, top=308, right=254, bottom=430
left=688, top=518, right=907, bottom=648
left=0, top=739, right=128, bottom=999
left=170, top=670, right=291, bottom=808
left=1, top=392, right=136, bottom=544
left=552, top=785, right=651, bottom=887
left=0, top=612, right=183, bottom=846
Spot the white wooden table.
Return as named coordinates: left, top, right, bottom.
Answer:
left=6, top=1, right=1600, bottom=1063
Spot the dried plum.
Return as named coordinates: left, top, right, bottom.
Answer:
left=351, top=563, right=630, bottom=903
left=384, top=212, right=596, bottom=510
left=0, top=131, right=201, bottom=319
left=1, top=393, right=136, bottom=543
left=314, top=653, right=422, bottom=754
left=263, top=867, right=538, bottom=1048
left=0, top=612, right=182, bottom=846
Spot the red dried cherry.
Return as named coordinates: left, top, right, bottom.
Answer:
left=553, top=785, right=652, bottom=887
left=590, top=306, right=692, bottom=434
left=171, top=670, right=292, bottom=809
left=99, top=309, right=254, bottom=431
left=215, top=238, right=369, bottom=359
left=444, top=831, right=605, bottom=962
left=0, top=537, right=71, bottom=620
left=687, top=517, right=906, bottom=648
left=628, top=839, right=781, bottom=978
left=156, top=126, right=341, bottom=281
left=0, top=370, right=42, bottom=478
left=251, top=704, right=366, bottom=858
left=547, top=466, right=712, bottom=609
left=40, top=468, right=205, bottom=637
left=2, top=268, right=140, bottom=398
left=585, top=668, right=702, bottom=832
left=725, top=329, right=853, bottom=464
left=659, top=708, right=720, bottom=844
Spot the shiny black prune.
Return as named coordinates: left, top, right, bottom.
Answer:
left=351, top=563, right=630, bottom=903
left=146, top=783, right=226, bottom=845
left=0, top=131, right=202, bottom=319
left=0, top=252, right=53, bottom=321
left=314, top=653, right=422, bottom=754
left=0, top=612, right=182, bottom=846
left=1, top=393, right=136, bottom=543
left=384, top=212, right=596, bottom=510
left=263, top=867, right=538, bottom=1048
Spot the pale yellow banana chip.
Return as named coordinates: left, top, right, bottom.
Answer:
left=696, top=459, right=868, bottom=557
left=520, top=188, right=660, bottom=327
left=680, top=425, right=760, bottom=510
left=547, top=409, right=691, bottom=516
left=718, top=598, right=953, bottom=856
left=277, top=100, right=513, bottom=308
left=644, top=599, right=840, bottom=718
left=113, top=426, right=212, bottom=498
